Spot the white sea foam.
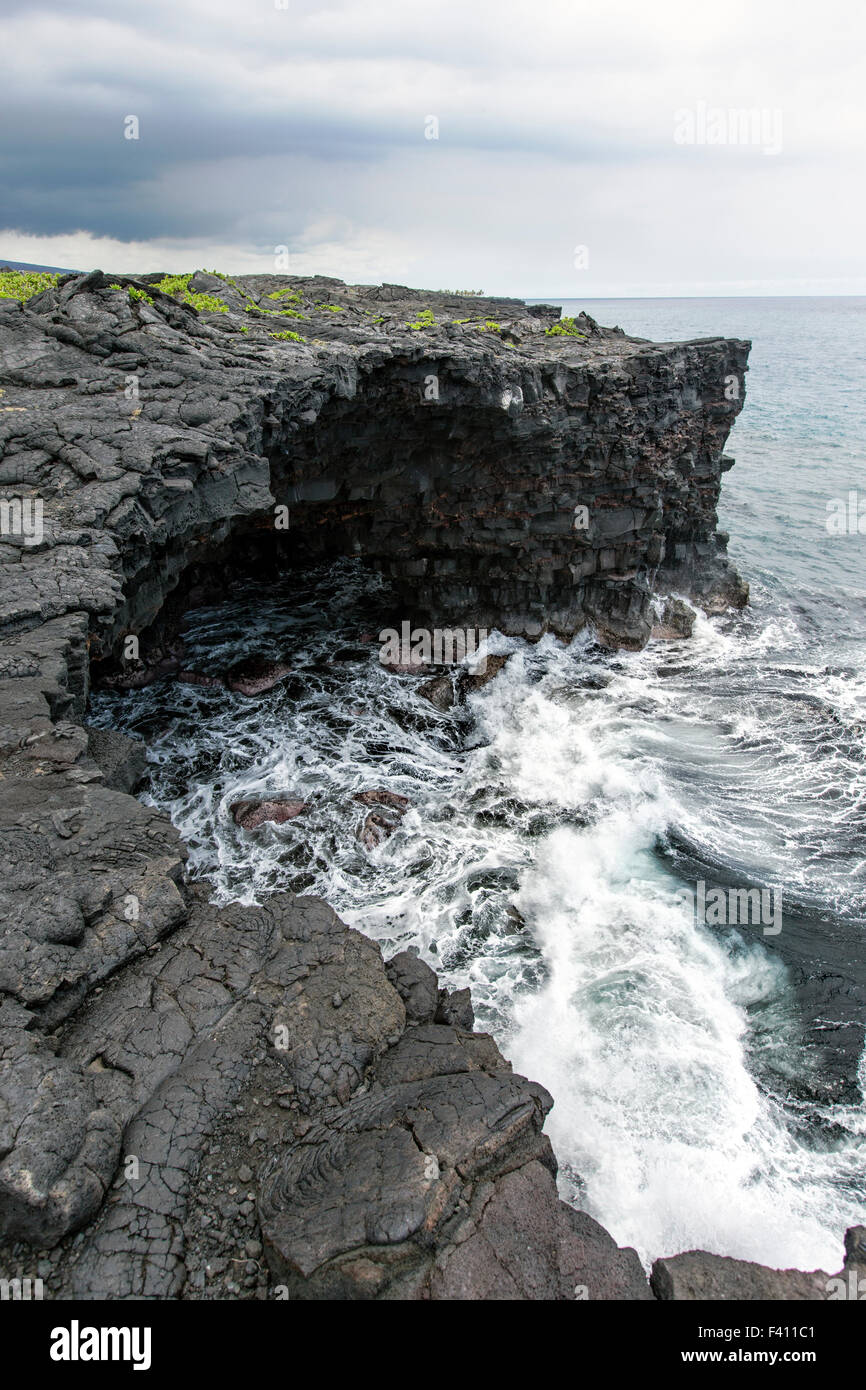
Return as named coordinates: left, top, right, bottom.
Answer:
left=92, top=564, right=866, bottom=1273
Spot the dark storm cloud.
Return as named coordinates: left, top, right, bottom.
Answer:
left=2, top=0, right=863, bottom=294
left=1, top=0, right=668, bottom=243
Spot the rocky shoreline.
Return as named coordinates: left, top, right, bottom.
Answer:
left=1, top=270, right=860, bottom=1298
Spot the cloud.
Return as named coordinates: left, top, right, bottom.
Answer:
left=1, top=0, right=864, bottom=294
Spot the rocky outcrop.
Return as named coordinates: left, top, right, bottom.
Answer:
left=257, top=950, right=650, bottom=1300
left=0, top=269, right=748, bottom=669
left=651, top=1227, right=866, bottom=1301
left=0, top=270, right=767, bottom=1300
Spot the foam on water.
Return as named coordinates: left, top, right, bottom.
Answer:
left=91, top=563, right=866, bottom=1273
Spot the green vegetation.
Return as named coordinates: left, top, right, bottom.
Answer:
left=186, top=292, right=228, bottom=313
left=545, top=316, right=587, bottom=339
left=479, top=320, right=501, bottom=332
left=267, top=287, right=302, bottom=304
left=154, top=273, right=193, bottom=296
left=153, top=273, right=228, bottom=313
left=0, top=268, right=61, bottom=302
left=314, top=302, right=345, bottom=312
left=270, top=329, right=304, bottom=342
left=245, top=303, right=306, bottom=320
left=451, top=317, right=472, bottom=324
left=127, top=286, right=154, bottom=305
left=406, top=308, right=436, bottom=330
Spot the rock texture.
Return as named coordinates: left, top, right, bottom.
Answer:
left=0, top=270, right=748, bottom=672
left=651, top=1226, right=866, bottom=1301
left=258, top=953, right=651, bottom=1300
left=0, top=269, right=805, bottom=1302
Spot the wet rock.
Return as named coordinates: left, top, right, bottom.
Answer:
left=231, top=798, right=308, bottom=830
left=651, top=596, right=697, bottom=641
left=459, top=653, right=511, bottom=695
left=226, top=658, right=293, bottom=697
left=352, top=789, right=410, bottom=812
left=353, top=789, right=410, bottom=850
left=418, top=657, right=510, bottom=712
left=381, top=659, right=432, bottom=676
left=357, top=810, right=400, bottom=850
left=417, top=673, right=456, bottom=711
left=177, top=670, right=226, bottom=689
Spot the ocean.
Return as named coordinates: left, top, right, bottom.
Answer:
left=91, top=296, right=866, bottom=1273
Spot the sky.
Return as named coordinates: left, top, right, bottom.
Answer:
left=2, top=0, right=864, bottom=297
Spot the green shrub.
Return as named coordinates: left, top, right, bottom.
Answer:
left=153, top=273, right=228, bottom=313
left=267, top=287, right=302, bottom=303
left=0, top=269, right=61, bottom=302
left=406, top=308, right=436, bottom=329
left=154, top=273, right=192, bottom=296
left=545, top=316, right=587, bottom=338
left=245, top=303, right=305, bottom=320
left=186, top=292, right=228, bottom=312
left=271, top=330, right=304, bottom=342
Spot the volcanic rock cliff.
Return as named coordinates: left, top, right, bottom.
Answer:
left=3, top=269, right=852, bottom=1302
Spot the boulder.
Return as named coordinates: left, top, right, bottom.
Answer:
left=231, top=797, right=308, bottom=829
left=226, top=657, right=293, bottom=696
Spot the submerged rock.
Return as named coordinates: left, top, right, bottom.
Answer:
left=417, top=672, right=456, bottom=710
left=418, top=654, right=511, bottom=712
left=226, top=657, right=293, bottom=696
left=357, top=810, right=400, bottom=849
left=231, top=797, right=308, bottom=829
left=177, top=669, right=226, bottom=688
left=353, top=788, right=410, bottom=848
left=352, top=788, right=410, bottom=811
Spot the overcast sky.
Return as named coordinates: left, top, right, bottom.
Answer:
left=2, top=0, right=864, bottom=296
